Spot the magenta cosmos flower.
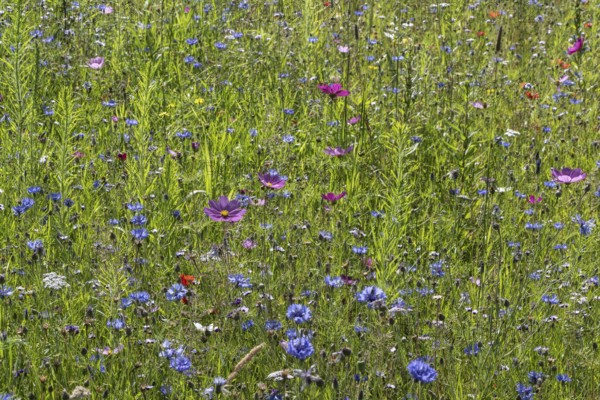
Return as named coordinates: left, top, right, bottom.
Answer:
left=204, top=196, right=246, bottom=222
left=567, top=37, right=584, bottom=55
left=88, top=57, right=105, bottom=70
left=322, top=192, right=346, bottom=203
left=258, top=172, right=286, bottom=190
left=318, top=83, right=350, bottom=99
left=323, top=145, right=353, bottom=157
left=551, top=168, right=586, bottom=184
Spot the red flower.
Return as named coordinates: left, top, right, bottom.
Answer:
left=477, top=31, right=485, bottom=37
left=117, top=152, right=127, bottom=161
left=181, top=297, right=188, bottom=305
left=180, top=274, right=195, bottom=286
left=525, top=91, right=539, bottom=100
left=323, top=1, right=331, bottom=5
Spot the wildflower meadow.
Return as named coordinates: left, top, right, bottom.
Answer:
left=0, top=0, right=599, bottom=399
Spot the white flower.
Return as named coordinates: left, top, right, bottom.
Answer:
left=43, top=272, right=70, bottom=290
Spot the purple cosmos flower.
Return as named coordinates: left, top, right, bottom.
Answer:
left=258, top=172, right=286, bottom=190
left=88, top=57, right=105, bottom=70
left=318, top=83, right=350, bottom=99
left=567, top=37, right=584, bottom=55
left=321, top=192, right=346, bottom=203
left=204, top=196, right=246, bottom=222
left=551, top=167, right=586, bottom=184
left=323, top=145, right=353, bottom=157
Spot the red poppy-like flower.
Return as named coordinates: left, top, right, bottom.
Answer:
left=204, top=196, right=247, bottom=222
left=117, top=152, right=127, bottom=161
left=321, top=192, right=346, bottom=203
left=525, top=91, right=539, bottom=100
left=180, top=274, right=195, bottom=286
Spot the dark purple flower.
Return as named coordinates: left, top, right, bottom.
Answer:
left=258, top=172, right=286, bottom=190
left=204, top=196, right=246, bottom=222
left=318, top=83, right=350, bottom=98
left=321, top=191, right=346, bottom=203
left=567, top=37, right=584, bottom=55
left=323, top=145, right=353, bottom=157
left=551, top=167, right=586, bottom=184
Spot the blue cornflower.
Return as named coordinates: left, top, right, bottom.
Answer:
left=352, top=246, right=368, bottom=255
left=324, top=275, right=343, bottom=288
left=63, top=198, right=74, bottom=207
left=108, top=219, right=119, bottom=226
left=308, top=37, right=318, bottom=43
left=286, top=304, right=312, bottom=324
left=544, top=181, right=557, bottom=188
left=249, top=128, right=258, bottom=137
left=48, top=192, right=62, bottom=202
left=241, top=320, right=254, bottom=331
left=126, top=202, right=143, bottom=212
left=282, top=135, right=295, bottom=143
left=228, top=274, right=252, bottom=288
left=166, top=283, right=187, bottom=301
left=285, top=336, right=314, bottom=360
left=0, top=286, right=14, bottom=298
left=102, top=100, right=117, bottom=107
left=556, top=374, right=571, bottom=383
left=131, top=228, right=149, bottom=241
left=129, top=291, right=151, bottom=304
left=318, top=231, right=333, bottom=241
left=265, top=320, right=282, bottom=331
left=430, top=260, right=445, bottom=277
left=186, top=38, right=198, bottom=45
left=215, top=42, right=227, bottom=49
left=26, top=239, right=44, bottom=252
left=572, top=215, right=595, bottom=236
left=107, top=318, right=126, bottom=330
left=407, top=358, right=438, bottom=383
left=525, top=222, right=543, bottom=231
left=464, top=343, right=480, bottom=356
left=125, top=119, right=138, bottom=126
left=169, top=355, right=192, bottom=373
left=356, top=286, right=387, bottom=307
left=176, top=130, right=192, bottom=139
left=554, top=222, right=564, bottom=230
left=516, top=383, right=534, bottom=400
left=528, top=371, right=545, bottom=384
left=371, top=211, right=385, bottom=218
left=553, top=244, right=567, bottom=250
left=283, top=109, right=294, bottom=115
left=529, top=271, right=542, bottom=280
left=27, top=186, right=42, bottom=194
left=541, top=294, right=559, bottom=304
left=121, top=297, right=134, bottom=309
left=130, top=215, right=147, bottom=226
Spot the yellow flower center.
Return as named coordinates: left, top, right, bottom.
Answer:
left=267, top=182, right=272, bottom=187
left=220, top=210, right=229, bottom=217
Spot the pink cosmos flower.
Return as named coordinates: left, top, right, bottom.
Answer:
left=338, top=45, right=349, bottom=53
left=88, top=57, right=105, bottom=70
left=318, top=83, right=350, bottom=99
left=204, top=196, right=246, bottom=222
left=347, top=116, right=361, bottom=125
left=258, top=172, right=286, bottom=190
left=567, top=37, right=584, bottom=55
left=527, top=195, right=542, bottom=204
left=323, top=145, right=353, bottom=157
left=321, top=191, right=346, bottom=203
left=551, top=167, right=586, bottom=184
left=103, top=6, right=113, bottom=14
